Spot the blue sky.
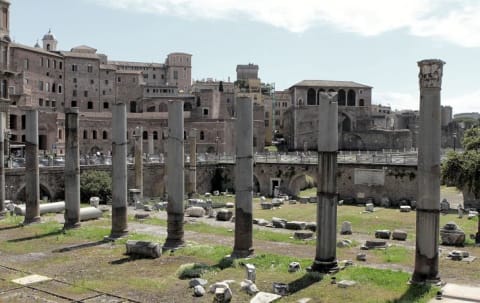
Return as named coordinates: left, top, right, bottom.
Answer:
left=11, top=0, right=480, bottom=114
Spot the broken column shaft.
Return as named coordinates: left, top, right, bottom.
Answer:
left=188, top=128, right=197, bottom=197
left=311, top=92, right=338, bottom=272
left=164, top=100, right=185, bottom=249
left=412, top=59, right=445, bottom=284
left=232, top=96, right=254, bottom=258
left=134, top=126, right=143, bottom=199
left=24, top=109, right=40, bottom=224
left=64, top=108, right=81, bottom=228
left=110, top=103, right=128, bottom=238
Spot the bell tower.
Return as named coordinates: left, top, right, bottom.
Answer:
left=42, top=29, right=58, bottom=51
left=0, top=0, right=10, bottom=41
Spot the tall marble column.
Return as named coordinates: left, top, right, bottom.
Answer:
left=0, top=112, right=5, bottom=218
left=64, top=108, right=81, bottom=229
left=164, top=100, right=185, bottom=249
left=110, top=103, right=128, bottom=238
left=24, top=109, right=40, bottom=224
left=311, top=92, right=338, bottom=272
left=412, top=59, right=444, bottom=284
left=134, top=126, right=143, bottom=199
left=188, top=128, right=197, bottom=197
left=232, top=96, right=254, bottom=258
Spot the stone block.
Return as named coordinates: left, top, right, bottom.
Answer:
left=356, top=253, right=367, bottom=261
left=261, top=202, right=273, bottom=210
left=340, top=221, right=352, bottom=235
left=193, top=285, right=205, bottom=297
left=189, top=278, right=208, bottom=288
left=293, top=231, right=314, bottom=240
left=392, top=230, right=408, bottom=241
left=272, top=217, right=287, bottom=228
left=375, top=229, right=391, bottom=239
left=364, top=239, right=387, bottom=249
left=400, top=205, right=411, bottom=212
left=134, top=212, right=150, bottom=220
left=251, top=292, right=282, bottom=303
left=305, top=222, right=317, bottom=232
left=440, top=222, right=465, bottom=246
left=225, top=202, right=235, bottom=208
left=365, top=203, right=374, bottom=212
left=286, top=221, right=306, bottom=230
left=185, top=206, right=206, bottom=217
left=216, top=209, right=233, bottom=221
left=288, top=262, right=301, bottom=272
left=272, top=282, right=289, bottom=296
left=337, top=239, right=352, bottom=248
left=338, top=280, right=356, bottom=288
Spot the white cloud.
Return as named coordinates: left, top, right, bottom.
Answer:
left=446, top=90, right=480, bottom=114
left=93, top=0, right=480, bottom=47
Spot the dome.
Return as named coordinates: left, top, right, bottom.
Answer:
left=42, top=29, right=56, bottom=41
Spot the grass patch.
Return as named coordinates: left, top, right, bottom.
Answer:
left=372, top=246, right=412, bottom=265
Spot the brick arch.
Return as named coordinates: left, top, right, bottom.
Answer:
left=15, top=183, right=54, bottom=202
left=287, top=172, right=317, bottom=197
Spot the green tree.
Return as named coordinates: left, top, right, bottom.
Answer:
left=80, top=170, right=112, bottom=204
left=442, top=125, right=480, bottom=242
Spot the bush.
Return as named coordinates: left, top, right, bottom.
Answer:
left=80, top=170, right=112, bottom=204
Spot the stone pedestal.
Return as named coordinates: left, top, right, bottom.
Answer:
left=412, top=59, right=444, bottom=284
left=232, top=97, right=254, bottom=258
left=64, top=108, right=81, bottom=229
left=311, top=92, right=338, bottom=273
left=110, top=103, right=128, bottom=238
left=24, top=109, right=40, bottom=224
left=0, top=112, right=5, bottom=218
left=134, top=126, right=143, bottom=199
left=164, top=100, right=185, bottom=249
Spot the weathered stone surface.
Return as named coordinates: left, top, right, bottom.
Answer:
left=143, top=205, right=153, bottom=212
left=210, top=282, right=232, bottom=302
left=250, top=291, right=282, bottom=303
left=365, top=203, right=374, bottom=212
left=255, top=219, right=270, bottom=226
left=134, top=212, right=150, bottom=220
left=288, top=262, right=301, bottom=272
left=272, top=217, right=287, bottom=228
left=261, top=202, right=273, bottom=210
left=400, top=205, right=411, bottom=212
left=305, top=222, right=316, bottom=232
left=90, top=197, right=100, bottom=207
left=364, top=239, right=387, bottom=249
left=356, top=253, right=367, bottom=261
left=240, top=279, right=259, bottom=295
left=272, top=198, right=284, bottom=207
left=286, top=221, right=306, bottom=230
left=185, top=206, right=206, bottom=218
left=225, top=202, right=235, bottom=208
left=340, top=221, right=352, bottom=235
left=338, top=280, right=356, bottom=288
left=375, top=230, right=391, bottom=239
left=193, top=285, right=206, bottom=297
left=245, top=264, right=256, bottom=282
left=125, top=240, right=161, bottom=258
left=288, top=200, right=297, bottom=204
left=296, top=298, right=312, bottom=303
left=337, top=239, right=352, bottom=248
left=392, top=230, right=408, bottom=241
left=441, top=199, right=450, bottom=212
left=440, top=222, right=465, bottom=246
left=272, top=282, right=289, bottom=296
left=216, top=209, right=233, bottom=221
left=189, top=278, right=208, bottom=288
left=293, top=231, right=314, bottom=240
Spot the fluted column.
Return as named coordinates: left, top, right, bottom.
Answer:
left=311, top=92, right=338, bottom=272
left=164, top=100, right=185, bottom=249
left=24, top=109, right=40, bottom=224
left=110, top=103, right=128, bottom=238
left=64, top=108, right=81, bottom=228
left=412, top=59, right=445, bottom=284
left=232, top=96, right=254, bottom=258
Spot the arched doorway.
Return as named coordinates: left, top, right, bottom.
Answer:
left=347, top=90, right=356, bottom=106
left=341, top=113, right=352, bottom=132
left=288, top=173, right=317, bottom=197
left=307, top=88, right=316, bottom=105
left=15, top=184, right=53, bottom=203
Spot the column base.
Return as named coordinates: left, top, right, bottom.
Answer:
left=308, top=259, right=339, bottom=274
left=23, top=216, right=41, bottom=225
left=63, top=221, right=81, bottom=230
left=108, top=230, right=129, bottom=240
left=163, top=239, right=185, bottom=251
left=231, top=248, right=254, bottom=259
left=409, top=275, right=442, bottom=286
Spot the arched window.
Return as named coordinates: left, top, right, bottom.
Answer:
left=200, top=131, right=205, bottom=141
left=359, top=99, right=365, bottom=106
left=307, top=88, right=316, bottom=105
left=102, top=131, right=108, bottom=140
left=83, top=130, right=88, bottom=139
left=338, top=89, right=346, bottom=106
left=143, top=131, right=148, bottom=140
left=347, top=90, right=356, bottom=106
left=153, top=131, right=158, bottom=140
left=183, top=102, right=192, bottom=111
left=92, top=130, right=97, bottom=140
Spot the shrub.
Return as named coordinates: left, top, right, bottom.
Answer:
left=80, top=170, right=112, bottom=204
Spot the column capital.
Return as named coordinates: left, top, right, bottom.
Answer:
left=418, top=59, right=445, bottom=89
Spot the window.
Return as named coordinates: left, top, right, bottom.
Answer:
left=47, top=59, right=50, bottom=68
left=21, top=115, right=26, bottom=129
left=200, top=131, right=205, bottom=140
left=265, top=112, right=269, bottom=118
left=83, top=130, right=88, bottom=139
left=23, top=58, right=29, bottom=70
left=58, top=85, right=62, bottom=93
left=143, top=131, right=148, bottom=140
left=265, top=120, right=269, bottom=127
left=105, top=80, right=109, bottom=85
left=45, top=82, right=50, bottom=92
left=59, top=62, right=63, bottom=69
left=103, top=102, right=109, bottom=109
left=153, top=131, right=158, bottom=140
left=117, top=77, right=121, bottom=82
left=53, top=60, right=57, bottom=69
left=87, top=101, right=93, bottom=109
left=52, top=83, right=56, bottom=93
left=87, top=64, right=93, bottom=73
left=84, top=90, right=88, bottom=97
left=51, top=100, right=56, bottom=108
left=71, top=100, right=77, bottom=107
left=173, top=70, right=178, bottom=80
left=9, top=115, right=17, bottom=130
left=46, top=100, right=50, bottom=107
left=130, top=101, right=137, bottom=113
left=102, top=131, right=108, bottom=140
left=73, top=90, right=77, bottom=97
left=153, top=74, right=156, bottom=79
left=41, top=57, right=44, bottom=67
left=73, top=78, right=77, bottom=83
left=203, top=108, right=209, bottom=116
left=196, top=97, right=201, bottom=107
left=90, top=79, right=94, bottom=84
left=72, top=64, right=78, bottom=72
left=102, top=90, right=106, bottom=95
left=39, top=98, right=44, bottom=106
left=92, top=130, right=97, bottom=140
left=38, top=80, right=44, bottom=91
left=143, top=74, right=148, bottom=79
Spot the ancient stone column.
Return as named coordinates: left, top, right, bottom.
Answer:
left=110, top=103, right=128, bottom=238
left=188, top=128, right=197, bottom=197
left=0, top=112, right=5, bottom=218
left=412, top=59, right=444, bottom=284
left=134, top=126, right=143, bottom=199
left=64, top=108, right=81, bottom=229
left=164, top=100, right=185, bottom=249
left=311, top=92, right=338, bottom=272
left=232, top=96, right=254, bottom=258
left=148, top=132, right=154, bottom=156
left=24, top=109, right=40, bottom=224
